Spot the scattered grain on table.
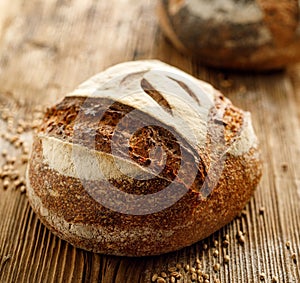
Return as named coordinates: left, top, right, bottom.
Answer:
left=259, top=273, right=266, bottom=281
left=259, top=207, right=265, bottom=215
left=0, top=101, right=45, bottom=194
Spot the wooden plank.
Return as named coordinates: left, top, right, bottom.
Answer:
left=0, top=0, right=299, bottom=282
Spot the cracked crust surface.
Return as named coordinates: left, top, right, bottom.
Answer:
left=26, top=60, right=262, bottom=256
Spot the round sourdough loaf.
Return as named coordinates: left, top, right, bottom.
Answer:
left=26, top=60, right=262, bottom=256
left=158, top=0, right=300, bottom=70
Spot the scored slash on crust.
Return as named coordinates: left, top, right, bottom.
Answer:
left=26, top=60, right=262, bottom=256
left=66, top=60, right=255, bottom=215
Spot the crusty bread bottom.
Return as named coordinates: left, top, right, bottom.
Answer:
left=27, top=138, right=261, bottom=257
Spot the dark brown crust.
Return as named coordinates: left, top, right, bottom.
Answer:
left=28, top=136, right=261, bottom=256
left=39, top=95, right=243, bottom=193
left=257, top=0, right=299, bottom=46
left=40, top=97, right=206, bottom=190
left=27, top=65, right=262, bottom=256
left=158, top=0, right=300, bottom=70
left=40, top=95, right=244, bottom=150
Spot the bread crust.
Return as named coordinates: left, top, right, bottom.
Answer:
left=158, top=0, right=300, bottom=70
left=27, top=139, right=261, bottom=256
left=26, top=60, right=262, bottom=256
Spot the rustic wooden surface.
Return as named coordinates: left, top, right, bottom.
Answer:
left=0, top=0, right=299, bottom=282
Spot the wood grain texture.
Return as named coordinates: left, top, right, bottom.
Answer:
left=0, top=0, right=299, bottom=282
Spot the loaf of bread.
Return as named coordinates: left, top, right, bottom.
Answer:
left=158, top=0, right=300, bottom=70
left=26, top=60, right=262, bottom=256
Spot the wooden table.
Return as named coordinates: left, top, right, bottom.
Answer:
left=0, top=1, right=299, bottom=282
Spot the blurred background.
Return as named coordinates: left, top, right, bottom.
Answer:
left=0, top=1, right=299, bottom=282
